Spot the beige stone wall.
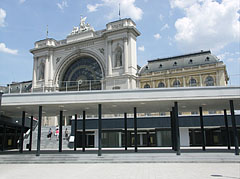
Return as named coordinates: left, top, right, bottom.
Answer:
left=138, top=62, right=228, bottom=116
left=139, top=63, right=228, bottom=89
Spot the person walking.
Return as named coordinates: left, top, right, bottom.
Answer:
left=55, top=127, right=59, bottom=141
left=64, top=128, right=69, bottom=140
left=47, top=128, right=52, bottom=139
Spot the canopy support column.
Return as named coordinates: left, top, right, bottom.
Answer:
left=36, top=106, right=42, bottom=156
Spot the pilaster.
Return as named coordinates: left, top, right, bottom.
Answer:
left=124, top=37, right=128, bottom=74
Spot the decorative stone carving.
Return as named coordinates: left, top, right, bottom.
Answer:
left=99, top=48, right=104, bottom=55
left=56, top=57, right=61, bottom=64
left=70, top=16, right=94, bottom=35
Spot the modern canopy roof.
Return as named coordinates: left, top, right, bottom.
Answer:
left=1, top=86, right=239, bottom=118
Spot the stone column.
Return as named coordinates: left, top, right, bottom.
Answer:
left=32, top=57, right=37, bottom=88
left=183, top=76, right=186, bottom=87
left=107, top=41, right=112, bottom=76
left=44, top=56, right=49, bottom=87
left=200, top=75, right=203, bottom=87
left=48, top=51, right=54, bottom=87
left=124, top=37, right=128, bottom=74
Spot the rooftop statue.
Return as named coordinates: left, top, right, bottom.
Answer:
left=70, top=16, right=94, bottom=35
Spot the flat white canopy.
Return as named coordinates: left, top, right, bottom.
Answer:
left=1, top=86, right=240, bottom=118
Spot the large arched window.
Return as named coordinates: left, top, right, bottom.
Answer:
left=189, top=78, right=197, bottom=86
left=60, top=56, right=103, bottom=91
left=205, top=76, right=214, bottom=86
left=144, top=84, right=150, bottom=88
left=173, top=80, right=181, bottom=87
left=158, top=82, right=165, bottom=88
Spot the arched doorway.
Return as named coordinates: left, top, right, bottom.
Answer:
left=60, top=56, right=103, bottom=91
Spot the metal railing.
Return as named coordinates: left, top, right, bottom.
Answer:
left=0, top=74, right=239, bottom=94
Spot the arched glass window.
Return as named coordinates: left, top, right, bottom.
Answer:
left=144, top=84, right=150, bottom=88
left=61, top=56, right=103, bottom=91
left=205, top=76, right=214, bottom=86
left=189, top=78, right=197, bottom=86
left=158, top=82, right=165, bottom=88
left=173, top=80, right=180, bottom=87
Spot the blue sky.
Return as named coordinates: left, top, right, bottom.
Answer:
left=0, top=0, right=239, bottom=85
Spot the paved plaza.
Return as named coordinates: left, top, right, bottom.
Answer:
left=0, top=147, right=240, bottom=179
left=0, top=163, right=239, bottom=179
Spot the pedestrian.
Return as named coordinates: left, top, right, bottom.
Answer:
left=64, top=128, right=69, bottom=140
left=47, top=128, right=52, bottom=139
left=55, top=127, right=59, bottom=141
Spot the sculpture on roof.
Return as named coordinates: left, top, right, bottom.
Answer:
left=70, top=16, right=94, bottom=35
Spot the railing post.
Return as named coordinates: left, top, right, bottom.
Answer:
left=90, top=80, right=91, bottom=91
left=8, top=84, right=10, bottom=94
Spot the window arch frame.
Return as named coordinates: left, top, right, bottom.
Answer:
left=144, top=84, right=151, bottom=88
left=158, top=82, right=165, bottom=88
left=173, top=79, right=181, bottom=87
left=205, top=76, right=214, bottom=86
left=189, top=78, right=197, bottom=87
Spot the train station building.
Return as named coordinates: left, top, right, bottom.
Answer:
left=0, top=17, right=239, bottom=156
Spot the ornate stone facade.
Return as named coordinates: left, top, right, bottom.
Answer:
left=30, top=18, right=140, bottom=91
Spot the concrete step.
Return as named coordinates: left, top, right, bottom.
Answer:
left=0, top=149, right=239, bottom=164
left=23, top=126, right=71, bottom=150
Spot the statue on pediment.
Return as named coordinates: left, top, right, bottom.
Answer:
left=70, top=16, right=94, bottom=35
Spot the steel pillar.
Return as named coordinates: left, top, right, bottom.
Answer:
left=74, top=114, right=77, bottom=151
left=170, top=110, right=175, bottom=150
left=98, top=104, right=102, bottom=156
left=199, top=107, right=206, bottom=151
left=124, top=112, right=128, bottom=150
left=29, top=116, right=33, bottom=151
left=59, top=110, right=63, bottom=152
left=2, top=124, right=6, bottom=151
left=82, top=111, right=86, bottom=152
left=20, top=111, right=25, bottom=153
left=134, top=107, right=138, bottom=152
left=230, top=100, right=239, bottom=155
left=36, top=106, right=42, bottom=156
left=174, top=102, right=180, bottom=155
left=224, top=109, right=231, bottom=150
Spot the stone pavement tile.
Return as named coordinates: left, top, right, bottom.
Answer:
left=0, top=163, right=239, bottom=179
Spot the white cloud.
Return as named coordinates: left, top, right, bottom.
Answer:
left=170, top=0, right=198, bottom=9
left=138, top=46, right=145, bottom=51
left=87, top=0, right=143, bottom=21
left=154, top=33, right=161, bottom=39
left=217, top=51, right=240, bottom=63
left=57, top=0, right=68, bottom=11
left=171, top=0, right=240, bottom=51
left=227, top=58, right=234, bottom=62
left=0, top=43, right=18, bottom=55
left=87, top=4, right=102, bottom=12
left=159, top=14, right=164, bottom=21
left=19, top=0, right=26, bottom=4
left=160, top=24, right=169, bottom=31
left=0, top=8, right=6, bottom=27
